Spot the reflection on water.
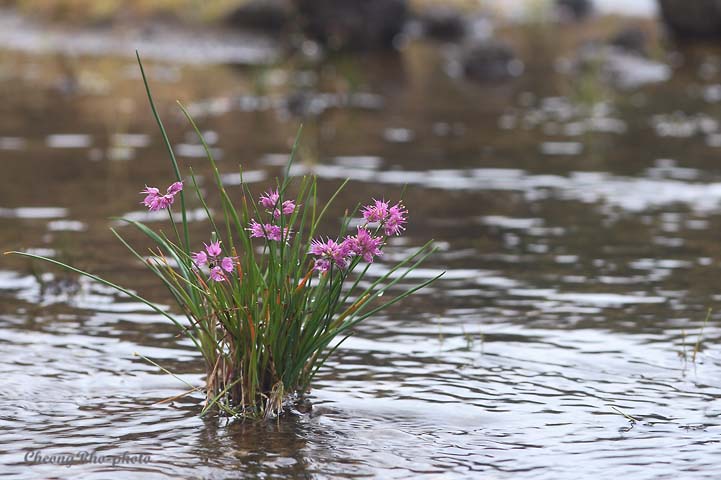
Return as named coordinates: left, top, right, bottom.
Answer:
left=3, top=10, right=721, bottom=480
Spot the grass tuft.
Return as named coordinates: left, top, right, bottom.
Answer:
left=7, top=54, right=440, bottom=418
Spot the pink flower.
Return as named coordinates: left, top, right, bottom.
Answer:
left=192, top=244, right=236, bottom=277
left=309, top=238, right=352, bottom=272
left=140, top=181, right=183, bottom=212
left=313, top=258, right=332, bottom=273
left=345, top=227, right=384, bottom=262
left=205, top=241, right=222, bottom=257
left=361, top=199, right=390, bottom=223
left=209, top=266, right=226, bottom=282
left=192, top=250, right=208, bottom=267
left=273, top=200, right=296, bottom=219
left=248, top=220, right=291, bottom=242
left=220, top=256, right=235, bottom=273
left=384, top=202, right=407, bottom=236
left=140, top=186, right=174, bottom=211
left=259, top=189, right=280, bottom=210
left=167, top=181, right=183, bottom=195
left=157, top=196, right=175, bottom=210
left=260, top=189, right=297, bottom=218
left=141, top=186, right=160, bottom=209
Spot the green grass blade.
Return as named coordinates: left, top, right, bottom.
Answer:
left=6, top=250, right=200, bottom=348
left=136, top=51, right=190, bottom=254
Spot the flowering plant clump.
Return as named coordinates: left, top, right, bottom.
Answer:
left=6, top=55, right=439, bottom=418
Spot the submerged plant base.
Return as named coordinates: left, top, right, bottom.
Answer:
left=7, top=53, right=440, bottom=419
left=207, top=388, right=313, bottom=420
left=204, top=361, right=291, bottom=419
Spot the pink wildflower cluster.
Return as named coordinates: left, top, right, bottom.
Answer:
left=346, top=227, right=384, bottom=262
left=248, top=220, right=292, bottom=242
left=361, top=199, right=407, bottom=236
left=308, top=227, right=384, bottom=273
left=191, top=240, right=237, bottom=282
left=259, top=189, right=296, bottom=219
left=308, top=199, right=406, bottom=273
left=247, top=189, right=295, bottom=242
left=140, top=181, right=183, bottom=212
left=309, top=238, right=352, bottom=273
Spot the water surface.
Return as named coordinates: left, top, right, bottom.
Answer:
left=2, top=11, right=721, bottom=480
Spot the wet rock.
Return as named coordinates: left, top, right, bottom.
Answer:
left=609, top=27, right=648, bottom=56
left=605, top=52, right=671, bottom=88
left=224, top=0, right=293, bottom=32
left=556, top=0, right=593, bottom=21
left=284, top=91, right=385, bottom=118
left=572, top=24, right=665, bottom=89
left=294, top=0, right=408, bottom=51
left=577, top=44, right=670, bottom=89
left=285, top=91, right=329, bottom=117
left=417, top=6, right=467, bottom=41
left=658, top=0, right=721, bottom=38
left=461, top=40, right=523, bottom=82
left=292, top=396, right=313, bottom=415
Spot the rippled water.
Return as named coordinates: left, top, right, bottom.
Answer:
left=3, top=9, right=721, bottom=479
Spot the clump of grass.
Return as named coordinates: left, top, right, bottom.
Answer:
left=692, top=308, right=711, bottom=364
left=6, top=53, right=440, bottom=418
left=610, top=405, right=638, bottom=426
left=678, top=308, right=711, bottom=366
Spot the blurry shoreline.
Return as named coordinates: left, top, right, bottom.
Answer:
left=0, top=7, right=281, bottom=65
left=0, top=2, right=659, bottom=66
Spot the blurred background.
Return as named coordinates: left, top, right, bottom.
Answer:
left=4, top=1, right=721, bottom=478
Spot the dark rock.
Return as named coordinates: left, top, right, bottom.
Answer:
left=462, top=40, right=523, bottom=82
left=609, top=27, right=648, bottom=56
left=225, top=0, right=293, bottom=32
left=293, top=0, right=408, bottom=51
left=658, top=0, right=721, bottom=38
left=556, top=0, right=593, bottom=20
left=285, top=91, right=329, bottom=118
left=417, top=6, right=467, bottom=41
